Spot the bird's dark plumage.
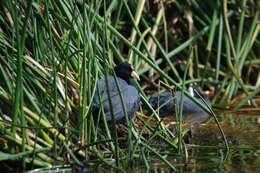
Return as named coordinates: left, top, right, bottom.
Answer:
left=92, top=62, right=140, bottom=122
left=148, top=92, right=175, bottom=116
left=149, top=86, right=211, bottom=124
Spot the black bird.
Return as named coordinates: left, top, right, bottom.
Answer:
left=92, top=62, right=140, bottom=122
left=149, top=86, right=211, bottom=124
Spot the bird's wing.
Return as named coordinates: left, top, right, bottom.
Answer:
left=92, top=76, right=127, bottom=105
left=105, top=85, right=140, bottom=121
left=149, top=92, right=174, bottom=116
left=93, top=76, right=140, bottom=121
left=124, top=86, right=140, bottom=119
left=175, top=92, right=205, bottom=113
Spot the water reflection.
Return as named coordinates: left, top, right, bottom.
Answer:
left=186, top=112, right=260, bottom=173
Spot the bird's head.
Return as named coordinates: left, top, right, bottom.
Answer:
left=115, top=62, right=140, bottom=83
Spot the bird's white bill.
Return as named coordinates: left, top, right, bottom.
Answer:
left=131, top=71, right=140, bottom=81
left=188, top=86, right=194, bottom=97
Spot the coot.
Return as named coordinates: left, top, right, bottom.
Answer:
left=92, top=62, right=140, bottom=122
left=149, top=86, right=211, bottom=123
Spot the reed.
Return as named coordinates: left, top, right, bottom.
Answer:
left=0, top=0, right=258, bottom=171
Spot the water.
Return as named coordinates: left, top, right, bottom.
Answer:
left=26, top=112, right=260, bottom=173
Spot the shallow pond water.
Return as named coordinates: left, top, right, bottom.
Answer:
left=26, top=112, right=260, bottom=173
